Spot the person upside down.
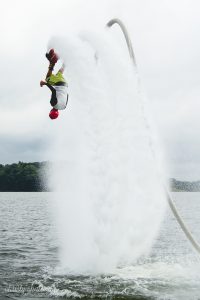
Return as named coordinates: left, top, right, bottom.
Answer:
left=40, top=49, right=69, bottom=120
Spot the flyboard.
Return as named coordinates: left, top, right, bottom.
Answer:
left=106, top=18, right=200, bottom=255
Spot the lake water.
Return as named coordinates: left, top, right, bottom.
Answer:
left=0, top=192, right=200, bottom=300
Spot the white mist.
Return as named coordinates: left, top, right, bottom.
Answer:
left=47, top=30, right=166, bottom=274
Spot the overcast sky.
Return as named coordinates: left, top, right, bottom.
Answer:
left=1, top=0, right=200, bottom=180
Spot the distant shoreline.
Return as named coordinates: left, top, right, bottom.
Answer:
left=170, top=178, right=200, bottom=192
left=0, top=162, right=199, bottom=192
left=0, top=161, right=48, bottom=192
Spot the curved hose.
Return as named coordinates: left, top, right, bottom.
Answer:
left=166, top=189, right=200, bottom=253
left=107, top=18, right=136, bottom=67
left=106, top=18, right=200, bottom=255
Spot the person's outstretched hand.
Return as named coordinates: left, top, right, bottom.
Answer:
left=40, top=80, right=46, bottom=87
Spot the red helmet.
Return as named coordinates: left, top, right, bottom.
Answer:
left=49, top=108, right=59, bottom=120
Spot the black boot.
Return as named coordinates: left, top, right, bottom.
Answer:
left=46, top=52, right=51, bottom=61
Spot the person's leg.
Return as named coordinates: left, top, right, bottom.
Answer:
left=45, top=49, right=59, bottom=80
left=46, top=49, right=58, bottom=63
left=45, top=62, right=55, bottom=81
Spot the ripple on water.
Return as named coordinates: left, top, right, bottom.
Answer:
left=1, top=193, right=200, bottom=300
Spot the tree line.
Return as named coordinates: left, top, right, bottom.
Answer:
left=0, top=162, right=199, bottom=192
left=0, top=162, right=48, bottom=192
left=170, top=178, right=200, bottom=192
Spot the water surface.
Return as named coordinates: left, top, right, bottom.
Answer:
left=1, top=192, right=200, bottom=299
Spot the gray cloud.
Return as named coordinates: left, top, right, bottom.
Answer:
left=1, top=0, right=200, bottom=179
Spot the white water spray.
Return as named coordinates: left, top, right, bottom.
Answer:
left=47, top=28, right=166, bottom=274
left=107, top=19, right=200, bottom=258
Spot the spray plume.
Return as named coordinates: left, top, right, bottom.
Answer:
left=47, top=30, right=166, bottom=274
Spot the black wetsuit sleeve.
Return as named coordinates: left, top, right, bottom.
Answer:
left=45, top=83, right=56, bottom=93
left=45, top=83, right=58, bottom=107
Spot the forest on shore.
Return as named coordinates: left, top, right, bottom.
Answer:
left=0, top=162, right=199, bottom=192
left=0, top=162, right=48, bottom=192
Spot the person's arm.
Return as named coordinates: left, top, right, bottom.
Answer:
left=45, top=62, right=55, bottom=80
left=40, top=80, right=56, bottom=96
left=40, top=80, right=55, bottom=92
left=44, top=82, right=56, bottom=93
left=40, top=80, right=46, bottom=87
left=40, top=81, right=57, bottom=106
